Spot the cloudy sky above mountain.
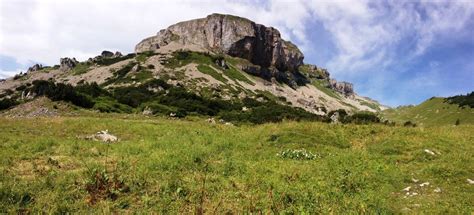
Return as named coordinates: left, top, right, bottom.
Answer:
left=1, top=0, right=473, bottom=106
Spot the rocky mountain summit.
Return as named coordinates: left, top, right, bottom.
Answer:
left=0, top=13, right=385, bottom=120
left=136, top=13, right=305, bottom=87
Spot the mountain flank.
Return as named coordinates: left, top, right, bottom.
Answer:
left=0, top=13, right=385, bottom=121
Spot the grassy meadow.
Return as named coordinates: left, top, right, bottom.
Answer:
left=382, top=97, right=474, bottom=126
left=0, top=115, right=473, bottom=213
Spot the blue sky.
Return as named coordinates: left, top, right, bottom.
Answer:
left=0, top=0, right=473, bottom=107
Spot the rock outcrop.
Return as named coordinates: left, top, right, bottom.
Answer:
left=101, top=50, right=114, bottom=58
left=329, top=79, right=354, bottom=97
left=301, top=64, right=330, bottom=80
left=60, top=57, right=78, bottom=71
left=136, top=13, right=305, bottom=86
left=27, top=64, right=43, bottom=73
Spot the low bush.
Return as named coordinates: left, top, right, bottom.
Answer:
left=31, top=80, right=94, bottom=108
left=446, top=92, right=474, bottom=108
left=403, top=121, right=417, bottom=127
left=0, top=98, right=18, bottom=111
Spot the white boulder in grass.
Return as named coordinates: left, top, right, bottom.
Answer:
left=95, top=130, right=118, bottom=143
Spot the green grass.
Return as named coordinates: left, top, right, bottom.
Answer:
left=165, top=51, right=214, bottom=68
left=71, top=63, right=92, bottom=75
left=382, top=97, right=474, bottom=126
left=197, top=65, right=228, bottom=83
left=312, top=80, right=341, bottom=100
left=0, top=115, right=472, bottom=213
left=359, top=100, right=381, bottom=111
left=223, top=65, right=254, bottom=85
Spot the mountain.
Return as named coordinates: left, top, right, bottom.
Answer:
left=382, top=93, right=474, bottom=126
left=0, top=13, right=385, bottom=121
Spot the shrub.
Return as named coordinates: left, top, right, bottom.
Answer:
left=0, top=98, right=18, bottom=110
left=344, top=112, right=381, bottom=124
left=93, top=97, right=132, bottom=113
left=446, top=92, right=474, bottom=108
left=95, top=53, right=136, bottom=66
left=31, top=80, right=94, bottom=108
left=403, top=121, right=417, bottom=127
left=75, top=82, right=109, bottom=98
left=84, top=168, right=129, bottom=204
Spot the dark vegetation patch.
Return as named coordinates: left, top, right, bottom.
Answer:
left=94, top=53, right=136, bottom=66
left=16, top=78, right=327, bottom=124
left=30, top=80, right=95, bottom=108
left=328, top=109, right=382, bottom=125
left=102, top=62, right=138, bottom=86
left=445, top=92, right=474, bottom=108
left=0, top=98, right=18, bottom=111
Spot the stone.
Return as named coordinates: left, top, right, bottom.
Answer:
left=114, top=51, right=123, bottom=57
left=330, top=111, right=340, bottom=123
left=424, top=149, right=436, bottom=156
left=434, top=187, right=442, bottom=193
left=419, top=182, right=430, bottom=187
left=135, top=13, right=305, bottom=86
left=207, top=118, right=216, bottom=124
left=27, top=64, right=43, bottom=73
left=101, top=50, right=114, bottom=58
left=60, top=57, right=78, bottom=71
left=303, top=64, right=330, bottom=80
left=92, top=130, right=118, bottom=143
left=402, top=186, right=411, bottom=192
left=142, top=106, right=153, bottom=115
left=329, top=79, right=354, bottom=97
left=468, top=179, right=474, bottom=184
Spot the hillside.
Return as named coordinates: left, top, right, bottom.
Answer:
left=0, top=14, right=384, bottom=121
left=0, top=115, right=473, bottom=213
left=382, top=96, right=474, bottom=126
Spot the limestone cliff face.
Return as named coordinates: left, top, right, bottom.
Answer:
left=135, top=13, right=304, bottom=73
left=329, top=79, right=354, bottom=97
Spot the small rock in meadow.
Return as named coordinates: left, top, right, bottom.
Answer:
left=419, top=182, right=430, bottom=187
left=424, top=149, right=436, bottom=156
left=206, top=118, right=216, bottom=124
left=402, top=186, right=411, bottom=192
left=434, top=187, right=442, bottom=193
left=411, top=178, right=419, bottom=183
left=94, top=130, right=118, bottom=143
left=467, top=179, right=474, bottom=184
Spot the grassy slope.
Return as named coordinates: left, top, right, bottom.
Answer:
left=383, top=97, right=474, bottom=126
left=0, top=115, right=473, bottom=213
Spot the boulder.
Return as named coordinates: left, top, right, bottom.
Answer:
left=113, top=51, right=123, bottom=57
left=101, top=50, right=114, bottom=58
left=329, top=79, right=354, bottom=97
left=60, top=57, right=78, bottom=71
left=93, top=130, right=118, bottom=143
left=302, top=64, right=330, bottom=80
left=27, top=64, right=43, bottom=73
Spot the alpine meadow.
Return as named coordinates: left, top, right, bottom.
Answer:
left=0, top=3, right=473, bottom=214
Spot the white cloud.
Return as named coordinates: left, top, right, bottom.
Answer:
left=0, top=69, right=21, bottom=79
left=0, top=0, right=473, bottom=106
left=0, top=0, right=310, bottom=75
